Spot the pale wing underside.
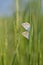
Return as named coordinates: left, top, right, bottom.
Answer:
left=21, top=22, right=30, bottom=31
left=22, top=31, right=30, bottom=39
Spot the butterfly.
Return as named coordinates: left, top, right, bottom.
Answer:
left=22, top=31, right=30, bottom=39
left=21, top=22, right=30, bottom=39
left=21, top=22, right=30, bottom=31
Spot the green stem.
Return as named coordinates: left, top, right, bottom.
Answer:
left=37, top=0, right=41, bottom=65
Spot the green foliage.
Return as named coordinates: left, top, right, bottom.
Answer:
left=0, top=0, right=43, bottom=65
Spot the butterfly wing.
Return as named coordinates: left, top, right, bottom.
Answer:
left=21, top=22, right=30, bottom=31
left=22, top=31, right=30, bottom=39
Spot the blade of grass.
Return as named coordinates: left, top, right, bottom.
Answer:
left=14, top=0, right=20, bottom=64
left=37, top=0, right=41, bottom=65
left=32, top=12, right=38, bottom=65
left=11, top=54, right=16, bottom=65
left=1, top=55, right=4, bottom=65
left=29, top=3, right=33, bottom=65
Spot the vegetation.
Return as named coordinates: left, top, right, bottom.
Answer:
left=0, top=0, right=43, bottom=65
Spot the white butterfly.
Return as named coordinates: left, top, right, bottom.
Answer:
left=21, top=22, right=30, bottom=39
left=21, top=22, right=30, bottom=32
left=22, top=31, right=30, bottom=39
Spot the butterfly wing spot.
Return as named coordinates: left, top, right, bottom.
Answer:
left=21, top=22, right=30, bottom=31
left=22, top=31, right=30, bottom=39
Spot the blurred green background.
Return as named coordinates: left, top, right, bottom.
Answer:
left=0, top=0, right=43, bottom=65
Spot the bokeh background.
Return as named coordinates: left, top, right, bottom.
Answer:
left=0, top=0, right=43, bottom=65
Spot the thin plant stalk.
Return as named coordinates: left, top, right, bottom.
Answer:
left=4, top=19, right=8, bottom=65
left=29, top=3, right=33, bottom=65
left=16, top=0, right=19, bottom=28
left=4, top=20, right=8, bottom=50
left=14, top=0, right=20, bottom=63
left=37, top=0, right=41, bottom=65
